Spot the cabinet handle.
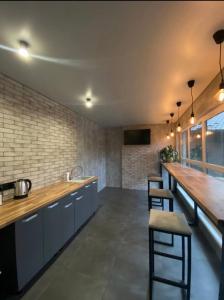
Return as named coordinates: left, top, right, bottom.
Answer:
left=64, top=202, right=73, bottom=208
left=0, top=270, right=2, bottom=275
left=48, top=202, right=59, bottom=209
left=85, top=185, right=90, bottom=188
left=70, top=192, right=78, bottom=196
left=22, top=213, right=38, bottom=223
left=76, top=196, right=83, bottom=201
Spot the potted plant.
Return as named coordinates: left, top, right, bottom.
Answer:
left=160, top=145, right=178, bottom=163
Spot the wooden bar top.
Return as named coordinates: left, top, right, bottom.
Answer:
left=0, top=177, right=97, bottom=230
left=163, top=162, right=224, bottom=227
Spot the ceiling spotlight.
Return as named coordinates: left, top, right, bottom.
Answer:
left=86, top=97, right=92, bottom=108
left=18, top=40, right=30, bottom=58
left=213, top=29, right=224, bottom=102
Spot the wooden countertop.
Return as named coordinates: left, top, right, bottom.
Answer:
left=0, top=177, right=98, bottom=230
left=163, top=163, right=224, bottom=227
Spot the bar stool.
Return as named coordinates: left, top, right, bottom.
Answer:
left=148, top=176, right=164, bottom=209
left=149, top=209, right=192, bottom=300
left=148, top=188, right=174, bottom=212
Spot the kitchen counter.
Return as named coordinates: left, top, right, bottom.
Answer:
left=0, top=177, right=97, bottom=230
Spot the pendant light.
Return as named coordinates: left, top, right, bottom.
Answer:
left=86, top=97, right=92, bottom=108
left=213, top=29, right=224, bottom=102
left=188, top=80, right=195, bottom=124
left=166, top=120, right=170, bottom=139
left=18, top=40, right=30, bottom=58
left=176, top=101, right=182, bottom=132
left=170, top=113, right=174, bottom=137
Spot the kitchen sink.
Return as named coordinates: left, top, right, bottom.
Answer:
left=70, top=176, right=94, bottom=183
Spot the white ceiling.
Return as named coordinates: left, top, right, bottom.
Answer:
left=0, top=1, right=223, bottom=127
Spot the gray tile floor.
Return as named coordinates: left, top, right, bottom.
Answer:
left=11, top=187, right=220, bottom=300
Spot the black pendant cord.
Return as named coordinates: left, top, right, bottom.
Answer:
left=220, top=43, right=224, bottom=83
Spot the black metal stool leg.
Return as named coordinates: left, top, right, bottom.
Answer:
left=169, top=199, right=174, bottom=246
left=187, top=236, right=191, bottom=300
left=169, top=198, right=174, bottom=212
left=149, top=228, right=153, bottom=300
left=182, top=236, right=185, bottom=283
left=148, top=196, right=152, bottom=211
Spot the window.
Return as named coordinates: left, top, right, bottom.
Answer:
left=180, top=108, right=224, bottom=179
left=181, top=131, right=188, bottom=159
left=190, top=124, right=202, bottom=161
left=207, top=169, right=224, bottom=180
left=206, top=112, right=224, bottom=166
left=189, top=163, right=203, bottom=172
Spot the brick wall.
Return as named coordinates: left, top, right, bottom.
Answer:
left=0, top=73, right=106, bottom=201
left=122, top=125, right=174, bottom=190
left=106, top=128, right=122, bottom=187
left=105, top=125, right=174, bottom=190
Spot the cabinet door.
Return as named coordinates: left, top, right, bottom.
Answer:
left=92, top=180, right=98, bottom=212
left=43, top=201, right=63, bottom=264
left=75, top=194, right=84, bottom=230
left=15, top=211, right=43, bottom=291
left=68, top=191, right=79, bottom=232
left=83, top=184, right=92, bottom=219
left=61, top=197, right=75, bottom=245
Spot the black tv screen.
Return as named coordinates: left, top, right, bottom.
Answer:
left=124, top=129, right=150, bottom=145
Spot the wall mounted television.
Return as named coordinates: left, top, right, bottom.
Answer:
left=124, top=129, right=151, bottom=145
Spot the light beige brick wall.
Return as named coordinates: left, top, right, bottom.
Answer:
left=0, top=73, right=106, bottom=201
left=105, top=125, right=174, bottom=190
left=122, top=124, right=174, bottom=190
left=106, top=128, right=123, bottom=187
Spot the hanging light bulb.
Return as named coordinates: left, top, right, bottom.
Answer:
left=18, top=40, right=30, bottom=58
left=170, top=113, right=174, bottom=137
left=213, top=29, right=224, bottom=102
left=86, top=97, right=92, bottom=108
left=187, top=80, right=195, bottom=124
left=219, top=82, right=224, bottom=102
left=166, top=120, right=170, bottom=139
left=176, top=101, right=182, bottom=132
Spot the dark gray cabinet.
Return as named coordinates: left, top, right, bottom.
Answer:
left=92, top=180, right=98, bottom=213
left=15, top=211, right=44, bottom=290
left=0, top=210, right=44, bottom=293
left=83, top=183, right=92, bottom=219
left=43, top=201, right=63, bottom=264
left=0, top=179, right=98, bottom=295
left=61, top=197, right=75, bottom=244
left=74, top=189, right=85, bottom=231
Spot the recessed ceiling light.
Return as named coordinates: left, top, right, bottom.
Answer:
left=86, top=97, right=92, bottom=108
left=18, top=40, right=30, bottom=58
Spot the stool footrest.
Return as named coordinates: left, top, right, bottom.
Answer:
left=152, top=275, right=187, bottom=289
left=154, top=250, right=183, bottom=261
